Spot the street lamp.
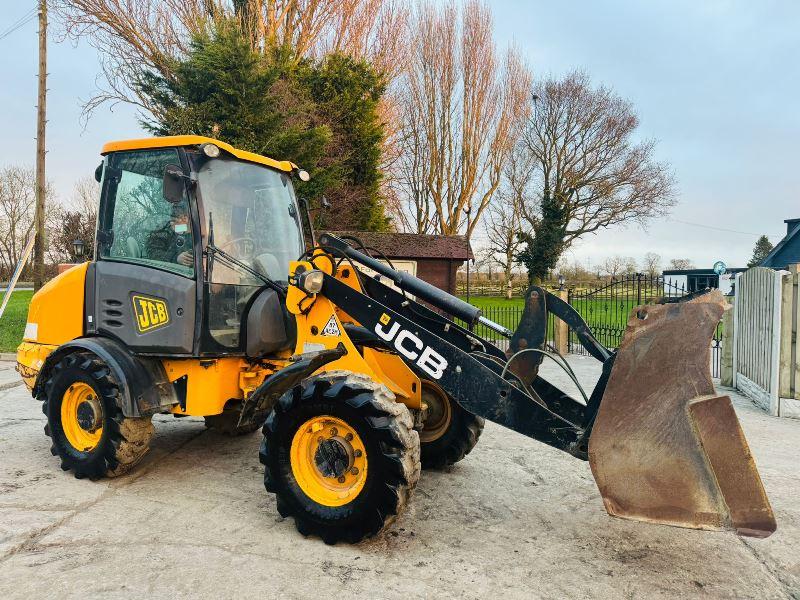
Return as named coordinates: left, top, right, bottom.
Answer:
left=558, top=274, right=565, bottom=290
left=72, top=239, right=85, bottom=262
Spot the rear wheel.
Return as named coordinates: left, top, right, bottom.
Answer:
left=42, top=352, right=154, bottom=480
left=260, top=372, right=420, bottom=544
left=419, top=381, right=484, bottom=469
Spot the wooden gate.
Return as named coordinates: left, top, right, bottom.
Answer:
left=732, top=267, right=785, bottom=415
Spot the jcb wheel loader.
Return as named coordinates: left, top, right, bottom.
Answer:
left=16, top=136, right=776, bottom=543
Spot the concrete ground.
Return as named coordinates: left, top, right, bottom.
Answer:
left=0, top=356, right=798, bottom=600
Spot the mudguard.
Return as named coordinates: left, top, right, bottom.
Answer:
left=33, top=336, right=175, bottom=417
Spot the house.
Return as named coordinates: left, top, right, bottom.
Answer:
left=328, top=231, right=473, bottom=295
left=663, top=267, right=747, bottom=295
left=760, top=218, right=800, bottom=270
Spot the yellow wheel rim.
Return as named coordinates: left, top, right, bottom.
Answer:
left=60, top=382, right=103, bottom=452
left=290, top=415, right=368, bottom=507
left=419, top=381, right=452, bottom=443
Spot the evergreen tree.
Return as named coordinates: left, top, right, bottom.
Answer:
left=748, top=235, right=774, bottom=267
left=137, top=20, right=389, bottom=231
left=516, top=190, right=569, bottom=283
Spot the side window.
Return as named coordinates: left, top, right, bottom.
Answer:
left=101, top=149, right=194, bottom=277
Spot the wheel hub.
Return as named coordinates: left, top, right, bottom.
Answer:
left=419, top=382, right=452, bottom=443
left=60, top=382, right=104, bottom=452
left=314, top=437, right=353, bottom=479
left=290, top=416, right=368, bottom=507
left=76, top=397, right=102, bottom=433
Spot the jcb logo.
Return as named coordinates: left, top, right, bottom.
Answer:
left=375, top=313, right=448, bottom=380
left=132, top=295, right=170, bottom=333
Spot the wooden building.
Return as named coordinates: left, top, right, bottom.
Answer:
left=328, top=231, right=473, bottom=295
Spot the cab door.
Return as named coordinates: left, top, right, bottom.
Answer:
left=87, top=148, right=199, bottom=355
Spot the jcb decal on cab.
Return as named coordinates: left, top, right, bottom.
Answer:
left=374, top=313, right=448, bottom=380
left=132, top=294, right=170, bottom=333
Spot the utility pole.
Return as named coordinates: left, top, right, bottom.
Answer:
left=33, top=0, right=47, bottom=291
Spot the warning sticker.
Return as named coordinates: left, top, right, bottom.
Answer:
left=320, top=315, right=341, bottom=337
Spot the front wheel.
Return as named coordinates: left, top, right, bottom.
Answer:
left=42, top=352, right=154, bottom=480
left=260, top=372, right=420, bottom=544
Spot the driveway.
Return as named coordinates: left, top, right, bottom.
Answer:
left=0, top=357, right=797, bottom=599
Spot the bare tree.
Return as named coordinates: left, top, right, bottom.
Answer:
left=598, top=255, right=627, bottom=279
left=517, top=71, right=675, bottom=282
left=51, top=177, right=99, bottom=261
left=484, top=150, right=529, bottom=288
left=392, top=0, right=531, bottom=237
left=0, top=166, right=36, bottom=279
left=622, top=256, right=638, bottom=275
left=642, top=252, right=662, bottom=277
left=668, top=258, right=695, bottom=270
left=54, top=0, right=408, bottom=120
left=0, top=166, right=59, bottom=279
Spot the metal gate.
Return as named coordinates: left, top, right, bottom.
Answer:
left=567, top=275, right=724, bottom=378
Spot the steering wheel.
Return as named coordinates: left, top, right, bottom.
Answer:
left=220, top=237, right=256, bottom=260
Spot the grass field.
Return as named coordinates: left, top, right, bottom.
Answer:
left=0, top=291, right=32, bottom=353
left=462, top=295, right=723, bottom=348
left=462, top=295, right=641, bottom=329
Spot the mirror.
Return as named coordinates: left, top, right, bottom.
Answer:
left=163, top=164, right=185, bottom=203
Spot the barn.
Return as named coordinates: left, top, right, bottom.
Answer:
left=328, top=231, right=473, bottom=295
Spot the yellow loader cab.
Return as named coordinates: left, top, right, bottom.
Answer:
left=17, top=135, right=776, bottom=544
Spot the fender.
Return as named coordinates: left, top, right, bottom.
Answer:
left=238, top=344, right=347, bottom=426
left=33, top=336, right=176, bottom=418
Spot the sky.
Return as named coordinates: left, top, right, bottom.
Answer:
left=0, top=1, right=798, bottom=270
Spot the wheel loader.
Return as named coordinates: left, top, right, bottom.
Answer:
left=15, top=135, right=776, bottom=543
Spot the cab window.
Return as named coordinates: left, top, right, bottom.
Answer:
left=100, top=149, right=194, bottom=277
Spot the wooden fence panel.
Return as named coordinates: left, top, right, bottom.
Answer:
left=733, top=267, right=783, bottom=415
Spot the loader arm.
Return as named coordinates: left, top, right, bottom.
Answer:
left=305, top=234, right=776, bottom=538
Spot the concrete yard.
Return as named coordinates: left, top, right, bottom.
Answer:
left=0, top=356, right=798, bottom=599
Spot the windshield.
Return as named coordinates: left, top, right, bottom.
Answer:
left=198, top=157, right=304, bottom=283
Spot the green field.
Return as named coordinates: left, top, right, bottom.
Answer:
left=0, top=291, right=32, bottom=353
left=462, top=295, right=640, bottom=329
left=462, top=295, right=722, bottom=346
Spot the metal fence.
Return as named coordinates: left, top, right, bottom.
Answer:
left=465, top=274, right=724, bottom=378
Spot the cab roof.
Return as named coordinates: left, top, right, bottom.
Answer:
left=101, top=135, right=296, bottom=173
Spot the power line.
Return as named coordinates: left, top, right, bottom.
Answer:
left=667, top=218, right=782, bottom=239
left=0, top=8, right=37, bottom=41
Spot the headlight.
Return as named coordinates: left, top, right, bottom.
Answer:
left=202, top=143, right=221, bottom=158
left=298, top=269, right=324, bottom=294
left=296, top=169, right=311, bottom=182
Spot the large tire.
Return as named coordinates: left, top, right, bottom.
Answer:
left=260, top=371, right=420, bottom=544
left=42, top=352, right=154, bottom=480
left=419, top=381, right=484, bottom=470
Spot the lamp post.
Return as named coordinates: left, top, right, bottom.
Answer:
left=72, top=239, right=85, bottom=263
left=558, top=274, right=565, bottom=291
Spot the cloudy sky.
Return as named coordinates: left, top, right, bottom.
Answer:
left=1, top=1, right=797, bottom=270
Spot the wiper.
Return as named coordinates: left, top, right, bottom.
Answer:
left=204, top=242, right=287, bottom=297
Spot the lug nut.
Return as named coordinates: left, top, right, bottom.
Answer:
left=337, top=476, right=346, bottom=483
left=345, top=433, right=353, bottom=441
left=354, top=450, right=362, bottom=458
left=330, top=427, right=338, bottom=436
left=350, top=467, right=359, bottom=475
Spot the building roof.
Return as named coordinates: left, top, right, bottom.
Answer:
left=101, top=135, right=296, bottom=173
left=761, top=218, right=800, bottom=269
left=328, top=231, right=474, bottom=261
